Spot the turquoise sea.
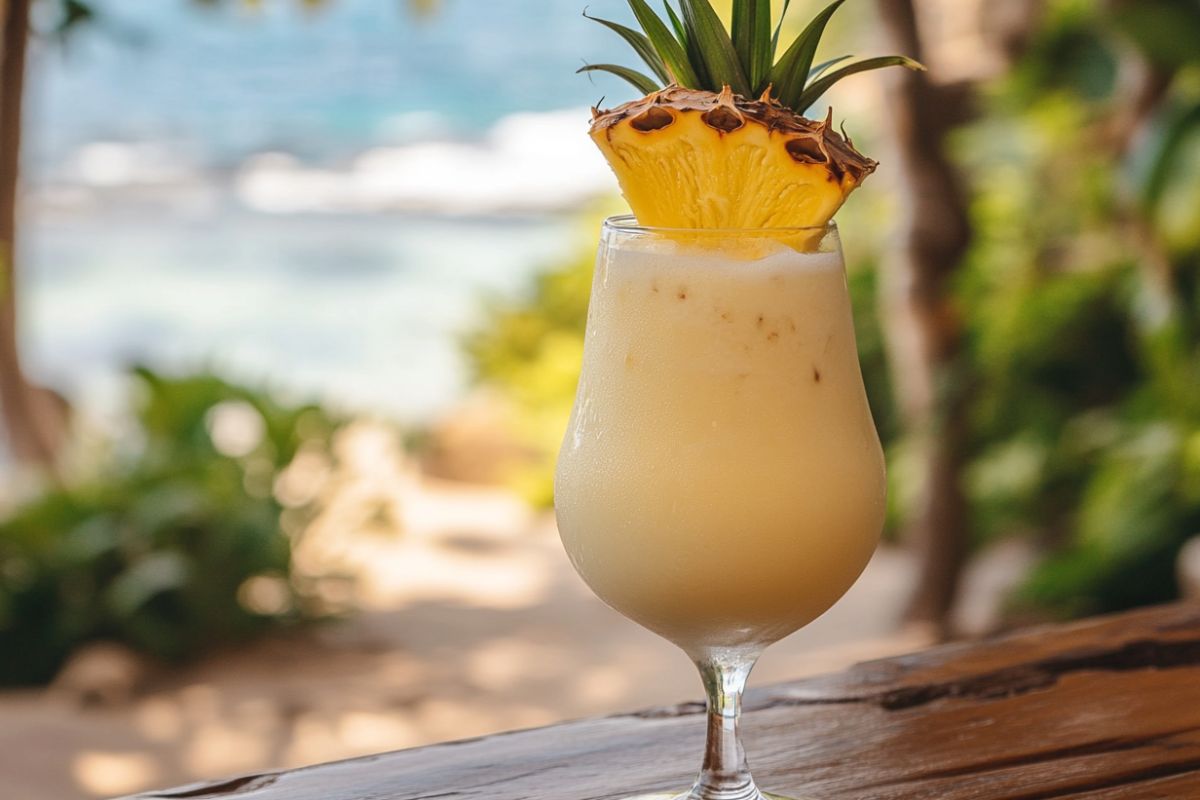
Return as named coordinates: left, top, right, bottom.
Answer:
left=23, top=0, right=643, bottom=421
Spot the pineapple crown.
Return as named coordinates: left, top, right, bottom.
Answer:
left=580, top=0, right=923, bottom=114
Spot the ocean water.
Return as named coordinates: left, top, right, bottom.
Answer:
left=28, top=0, right=638, bottom=169
left=22, top=0, right=644, bottom=421
left=25, top=210, right=583, bottom=420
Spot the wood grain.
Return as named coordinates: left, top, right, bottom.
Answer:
left=119, top=602, right=1200, bottom=800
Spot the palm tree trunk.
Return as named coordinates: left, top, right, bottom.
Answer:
left=874, top=0, right=973, bottom=634
left=1, top=0, right=63, bottom=471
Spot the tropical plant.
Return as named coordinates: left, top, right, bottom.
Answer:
left=0, top=368, right=343, bottom=685
left=959, top=0, right=1200, bottom=621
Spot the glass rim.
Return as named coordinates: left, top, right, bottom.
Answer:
left=602, top=214, right=837, bottom=236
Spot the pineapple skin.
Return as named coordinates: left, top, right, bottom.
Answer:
left=591, top=86, right=876, bottom=231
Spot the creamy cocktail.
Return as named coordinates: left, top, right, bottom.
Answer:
left=556, top=225, right=884, bottom=654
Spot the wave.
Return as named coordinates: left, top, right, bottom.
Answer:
left=38, top=108, right=615, bottom=217
left=234, top=107, right=614, bottom=215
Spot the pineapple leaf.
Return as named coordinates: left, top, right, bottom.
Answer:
left=771, top=0, right=792, bottom=54
left=769, top=0, right=846, bottom=109
left=682, top=21, right=714, bottom=89
left=732, top=0, right=772, bottom=93
left=809, top=54, right=852, bottom=80
left=577, top=63, right=663, bottom=95
left=627, top=0, right=700, bottom=87
left=795, top=55, right=925, bottom=112
left=583, top=10, right=672, bottom=85
left=581, top=0, right=922, bottom=114
left=663, top=0, right=687, bottom=46
left=679, top=0, right=751, bottom=96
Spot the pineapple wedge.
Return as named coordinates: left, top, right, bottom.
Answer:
left=591, top=86, right=874, bottom=230
left=581, top=0, right=921, bottom=233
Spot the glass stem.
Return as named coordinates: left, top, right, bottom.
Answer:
left=688, top=648, right=764, bottom=800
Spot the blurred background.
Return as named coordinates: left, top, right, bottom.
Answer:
left=1, top=0, right=1199, bottom=796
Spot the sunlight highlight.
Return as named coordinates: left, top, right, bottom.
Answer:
left=72, top=751, right=160, bottom=797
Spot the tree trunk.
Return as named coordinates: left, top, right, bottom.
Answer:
left=874, top=0, right=974, bottom=634
left=1, top=0, right=64, bottom=472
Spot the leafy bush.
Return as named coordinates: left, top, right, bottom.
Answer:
left=955, top=0, right=1200, bottom=619
left=0, top=368, right=342, bottom=686
left=462, top=215, right=601, bottom=507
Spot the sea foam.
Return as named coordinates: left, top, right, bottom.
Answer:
left=235, top=108, right=613, bottom=215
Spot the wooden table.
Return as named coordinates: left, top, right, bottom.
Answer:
left=120, top=602, right=1200, bottom=800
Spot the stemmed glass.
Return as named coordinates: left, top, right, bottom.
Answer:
left=554, top=217, right=886, bottom=800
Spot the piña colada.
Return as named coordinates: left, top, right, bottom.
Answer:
left=556, top=226, right=885, bottom=651
left=553, top=2, right=915, bottom=799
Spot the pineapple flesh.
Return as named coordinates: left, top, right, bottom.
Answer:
left=591, top=86, right=874, bottom=229
left=581, top=0, right=921, bottom=233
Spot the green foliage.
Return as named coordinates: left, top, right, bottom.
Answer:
left=0, top=368, right=341, bottom=686
left=679, top=0, right=752, bottom=96
left=582, top=10, right=674, bottom=85
left=956, top=0, right=1200, bottom=618
left=732, top=0, right=772, bottom=91
left=580, top=0, right=921, bottom=108
left=845, top=260, right=898, bottom=448
left=463, top=230, right=596, bottom=507
left=770, top=0, right=849, bottom=108
left=577, top=63, right=663, bottom=95
left=1015, top=421, right=1200, bottom=617
left=1107, top=0, right=1200, bottom=70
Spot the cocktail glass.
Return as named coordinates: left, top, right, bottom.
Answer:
left=554, top=217, right=886, bottom=800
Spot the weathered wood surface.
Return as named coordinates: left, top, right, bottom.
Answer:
left=121, top=602, right=1200, bottom=800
